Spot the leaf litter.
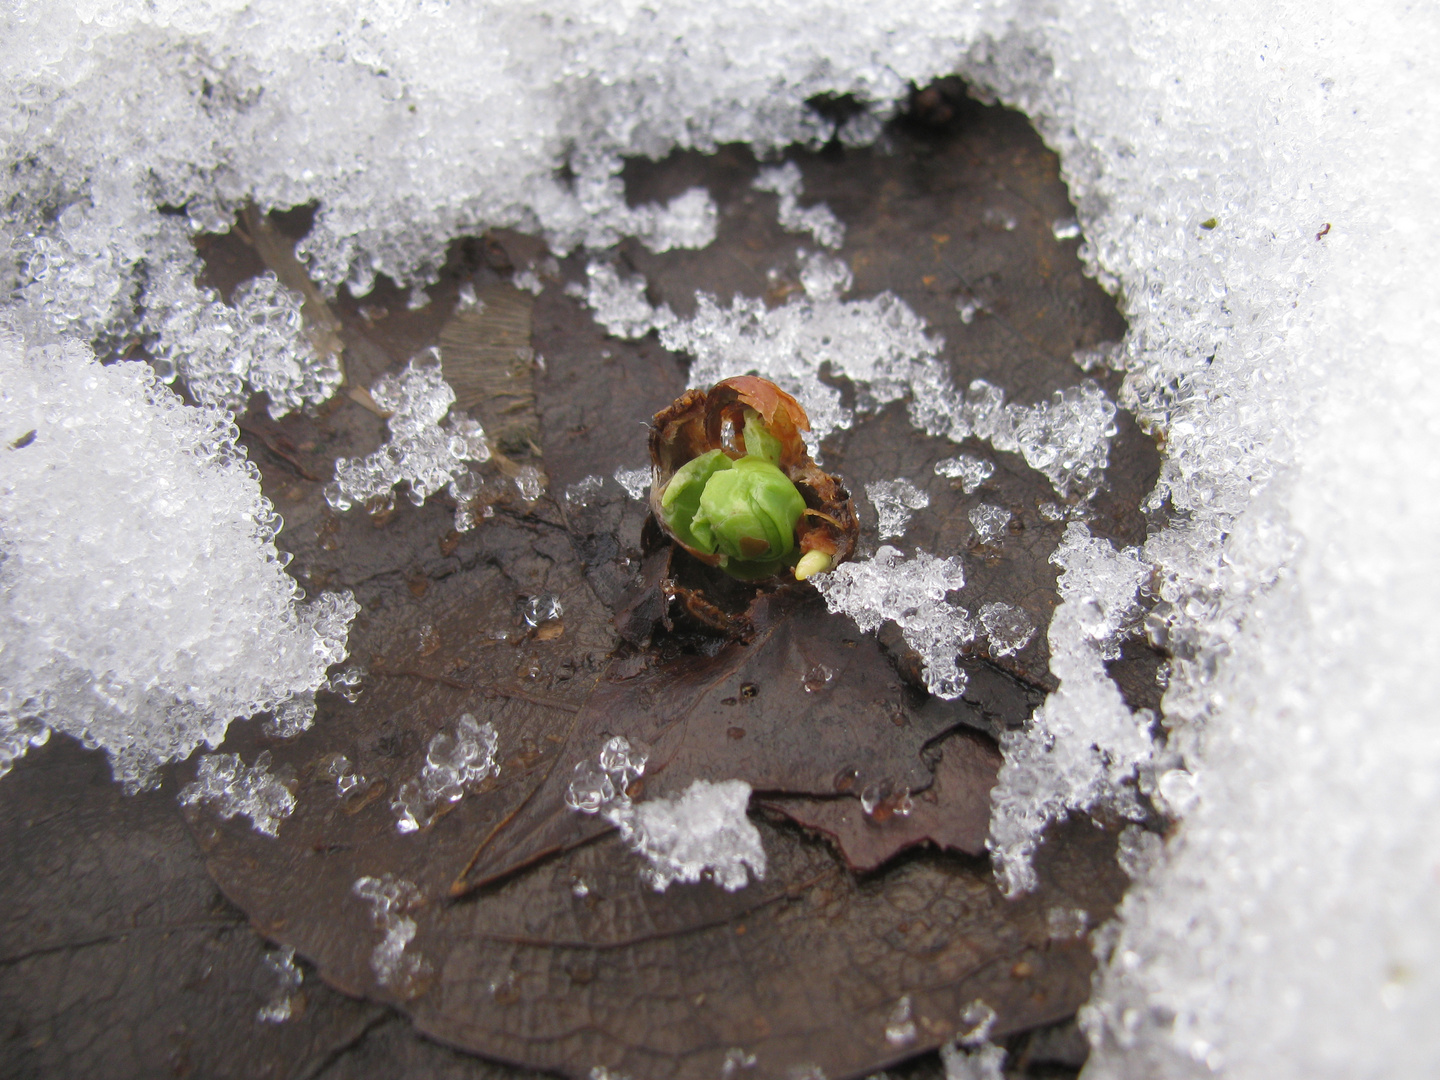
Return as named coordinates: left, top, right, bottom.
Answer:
left=178, top=90, right=1157, bottom=1080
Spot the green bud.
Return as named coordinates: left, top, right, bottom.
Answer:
left=659, top=448, right=733, bottom=555
left=742, top=408, right=784, bottom=464
left=694, top=456, right=806, bottom=565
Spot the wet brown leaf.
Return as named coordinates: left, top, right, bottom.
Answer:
left=759, top=728, right=1002, bottom=873
left=453, top=593, right=986, bottom=894
left=438, top=283, right=540, bottom=455
left=169, top=85, right=1156, bottom=1080
left=0, top=737, right=386, bottom=1080
left=196, top=784, right=1124, bottom=1080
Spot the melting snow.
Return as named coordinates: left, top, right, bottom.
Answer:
left=934, top=453, right=995, bottom=494
left=179, top=751, right=297, bottom=837
left=391, top=712, right=500, bottom=834
left=0, top=328, right=357, bottom=790
left=325, top=351, right=491, bottom=515
left=865, top=478, right=931, bottom=540
left=2, top=2, right=1436, bottom=1072
left=613, top=465, right=652, bottom=500
left=567, top=736, right=766, bottom=892
left=255, top=945, right=303, bottom=1023
left=752, top=161, right=845, bottom=250
left=811, top=546, right=972, bottom=699
left=353, top=874, right=428, bottom=991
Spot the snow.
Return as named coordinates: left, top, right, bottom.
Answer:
left=179, top=750, right=297, bottom=837
left=613, top=465, right=652, bottom=501
left=325, top=352, right=491, bottom=516
left=811, top=546, right=972, bottom=700
left=0, top=327, right=357, bottom=791
left=751, top=162, right=846, bottom=250
left=567, top=736, right=766, bottom=892
left=977, top=601, right=1035, bottom=657
left=967, top=503, right=1012, bottom=546
left=989, top=523, right=1151, bottom=895
left=569, top=260, right=677, bottom=339
left=352, top=873, right=428, bottom=991
left=2, top=0, right=1437, bottom=1073
left=255, top=945, right=303, bottom=1024
left=935, top=453, right=994, bottom=494
left=865, top=478, right=930, bottom=540
left=390, top=712, right=500, bottom=834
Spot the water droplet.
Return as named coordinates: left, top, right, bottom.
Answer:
left=860, top=779, right=891, bottom=817
left=522, top=594, right=564, bottom=627
left=566, top=760, right=616, bottom=813
left=1046, top=906, right=1090, bottom=940
left=802, top=663, right=836, bottom=692
left=599, top=735, right=648, bottom=787
left=885, top=994, right=917, bottom=1047
left=490, top=970, right=520, bottom=1005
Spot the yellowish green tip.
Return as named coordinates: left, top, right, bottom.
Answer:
left=794, top=550, right=832, bottom=581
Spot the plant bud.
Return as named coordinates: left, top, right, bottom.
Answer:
left=649, top=376, right=858, bottom=582
left=694, top=456, right=806, bottom=564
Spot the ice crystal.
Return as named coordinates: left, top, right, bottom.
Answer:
left=564, top=474, right=606, bottom=508
left=522, top=595, right=564, bottom=628
left=613, top=465, right=652, bottom=500
left=567, top=737, right=764, bottom=892
left=811, top=546, right=972, bottom=699
left=988, top=524, right=1152, bottom=895
left=940, top=1042, right=1006, bottom=1080
left=968, top=504, right=1012, bottom=545
left=721, top=1048, right=758, bottom=1078
left=263, top=692, right=317, bottom=739
left=934, top=453, right=994, bottom=494
left=255, top=946, right=303, bottom=1024
left=978, top=601, right=1035, bottom=657
left=667, top=286, right=937, bottom=451
left=511, top=465, right=546, bottom=502
left=934, top=380, right=1118, bottom=499
left=617, top=779, right=766, bottom=893
left=885, top=995, right=918, bottom=1047
left=752, top=162, right=845, bottom=249
left=147, top=265, right=342, bottom=420
left=320, top=753, right=368, bottom=799
left=866, top=478, right=931, bottom=540
left=352, top=874, right=428, bottom=990
left=179, top=751, right=296, bottom=837
left=327, top=352, right=490, bottom=512
left=391, top=713, right=499, bottom=834
left=1046, top=906, right=1090, bottom=940
left=571, top=261, right=676, bottom=339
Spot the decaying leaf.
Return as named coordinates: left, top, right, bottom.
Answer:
left=759, top=728, right=1003, bottom=873
left=167, top=86, right=1158, bottom=1080
left=453, top=593, right=986, bottom=895
left=438, top=283, right=540, bottom=455
left=0, top=736, right=388, bottom=1080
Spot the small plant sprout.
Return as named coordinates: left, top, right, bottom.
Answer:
left=649, top=376, right=857, bottom=581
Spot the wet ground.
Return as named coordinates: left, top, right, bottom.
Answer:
left=0, top=83, right=1164, bottom=1080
